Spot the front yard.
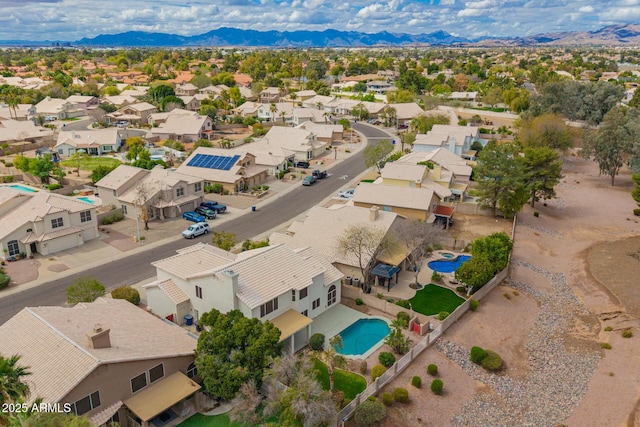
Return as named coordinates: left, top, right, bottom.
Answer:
left=60, top=156, right=121, bottom=171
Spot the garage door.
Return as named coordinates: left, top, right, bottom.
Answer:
left=179, top=201, right=195, bottom=212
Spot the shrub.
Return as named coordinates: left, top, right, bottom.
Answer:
left=427, top=364, right=438, bottom=376
left=332, top=390, right=345, bottom=406
left=101, top=211, right=124, bottom=225
left=480, top=350, right=503, bottom=371
left=359, top=360, right=367, bottom=375
left=355, top=298, right=363, bottom=305
left=396, top=311, right=410, bottom=328
left=600, top=342, right=612, bottom=349
left=437, top=311, right=450, bottom=321
left=354, top=398, right=386, bottom=427
left=371, top=365, right=386, bottom=381
left=111, top=285, right=140, bottom=305
left=431, top=271, right=442, bottom=282
left=381, top=392, right=394, bottom=407
left=309, top=333, right=325, bottom=351
left=47, top=183, right=62, bottom=191
left=0, top=273, right=10, bottom=290
left=393, top=387, right=409, bottom=403
left=378, top=352, right=396, bottom=368
left=396, top=299, right=411, bottom=309
left=604, top=326, right=613, bottom=332
left=430, top=379, right=443, bottom=395
left=533, top=211, right=540, bottom=217
left=622, top=329, right=633, bottom=338
left=456, top=285, right=466, bottom=294
left=411, top=376, right=422, bottom=388
left=635, top=208, right=640, bottom=216
left=470, top=346, right=488, bottom=364
left=470, top=299, right=479, bottom=311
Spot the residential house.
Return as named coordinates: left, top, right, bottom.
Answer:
left=259, top=87, right=283, bottom=103
left=0, top=119, right=53, bottom=144
left=291, top=107, right=327, bottom=125
left=0, top=103, right=36, bottom=121
left=352, top=182, right=441, bottom=222
left=174, top=82, right=198, bottom=96
left=398, top=148, right=472, bottom=199
left=296, top=121, right=343, bottom=144
left=290, top=90, right=317, bottom=102
left=66, top=95, right=100, bottom=113
left=107, top=103, right=157, bottom=125
left=96, top=165, right=205, bottom=221
left=145, top=242, right=343, bottom=353
left=447, top=92, right=479, bottom=102
left=177, top=96, right=200, bottom=112
left=176, top=147, right=268, bottom=194
left=0, top=298, right=199, bottom=427
left=412, top=124, right=484, bottom=158
left=103, top=95, right=138, bottom=108
left=227, top=139, right=293, bottom=176
left=0, top=187, right=99, bottom=260
left=147, top=109, right=194, bottom=126
left=387, top=103, right=424, bottom=126
left=34, top=96, right=84, bottom=120
left=261, top=126, right=328, bottom=162
left=366, top=80, right=394, bottom=94
left=55, top=128, right=124, bottom=156
left=232, top=101, right=260, bottom=118
left=198, top=84, right=229, bottom=98
left=148, top=113, right=213, bottom=143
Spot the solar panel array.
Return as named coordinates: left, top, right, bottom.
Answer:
left=187, top=154, right=241, bottom=171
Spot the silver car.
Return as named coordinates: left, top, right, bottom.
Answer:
left=182, top=222, right=209, bottom=239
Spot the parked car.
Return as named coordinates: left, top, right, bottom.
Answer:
left=182, top=222, right=209, bottom=239
left=302, top=175, right=317, bottom=186
left=182, top=211, right=206, bottom=223
left=195, top=206, right=217, bottom=219
left=200, top=201, right=227, bottom=214
left=312, top=169, right=327, bottom=179
left=295, top=160, right=310, bottom=169
left=337, top=189, right=355, bottom=199
left=434, top=216, right=454, bottom=228
left=116, top=121, right=128, bottom=127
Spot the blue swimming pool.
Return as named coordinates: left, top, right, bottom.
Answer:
left=428, top=255, right=472, bottom=273
left=335, top=318, right=390, bottom=356
left=7, top=184, right=36, bottom=193
left=77, top=197, right=94, bottom=204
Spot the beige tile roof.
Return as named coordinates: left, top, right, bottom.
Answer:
left=269, top=204, right=398, bottom=269
left=0, top=119, right=54, bottom=142
left=353, top=182, right=436, bottom=211
left=398, top=147, right=472, bottom=179
left=21, top=226, right=85, bottom=243
left=0, top=298, right=196, bottom=404
left=149, top=114, right=210, bottom=137
left=55, top=128, right=121, bottom=150
left=152, top=243, right=236, bottom=280
left=263, top=126, right=327, bottom=152
left=296, top=121, right=342, bottom=139
left=94, top=164, right=148, bottom=191
left=144, top=278, right=190, bottom=305
left=381, top=162, right=427, bottom=182
left=388, top=102, right=424, bottom=120
left=117, top=165, right=203, bottom=204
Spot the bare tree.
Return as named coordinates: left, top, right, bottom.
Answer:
left=228, top=380, right=262, bottom=426
left=335, top=224, right=394, bottom=284
left=394, top=219, right=438, bottom=285
left=87, top=107, right=106, bottom=125
left=134, top=181, right=156, bottom=230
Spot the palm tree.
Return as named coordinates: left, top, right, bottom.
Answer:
left=290, top=92, right=298, bottom=107
left=270, top=103, right=278, bottom=122
left=0, top=354, right=31, bottom=406
left=315, top=335, right=346, bottom=391
left=280, top=111, right=287, bottom=124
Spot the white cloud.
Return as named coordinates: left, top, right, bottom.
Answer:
left=578, top=5, right=594, bottom=13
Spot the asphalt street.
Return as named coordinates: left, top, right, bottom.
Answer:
left=0, top=124, right=392, bottom=324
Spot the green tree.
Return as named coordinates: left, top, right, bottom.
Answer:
left=0, top=354, right=31, bottom=406
left=90, top=164, right=117, bottom=184
left=66, top=277, right=106, bottom=305
left=111, top=285, right=140, bottom=305
left=315, top=335, right=346, bottom=392
left=363, top=139, right=393, bottom=173
left=522, top=146, right=563, bottom=207
left=519, top=113, right=573, bottom=151
left=28, top=155, right=57, bottom=184
left=125, top=136, right=145, bottom=162
left=195, top=309, right=282, bottom=400
left=386, top=89, right=415, bottom=103
left=410, top=114, right=449, bottom=134
left=69, top=152, right=88, bottom=177
left=384, top=320, right=412, bottom=354
left=633, top=174, right=640, bottom=211
left=21, top=411, right=93, bottom=427
left=354, top=398, right=387, bottom=427
left=148, top=84, right=175, bottom=103
left=454, top=255, right=495, bottom=293
left=211, top=231, right=237, bottom=251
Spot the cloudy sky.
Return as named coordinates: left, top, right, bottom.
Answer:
left=1, top=0, right=639, bottom=41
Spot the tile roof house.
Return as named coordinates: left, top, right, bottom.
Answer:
left=103, top=95, right=138, bottom=108
left=174, top=82, right=198, bottom=96
left=0, top=119, right=53, bottom=144
left=398, top=148, right=472, bottom=199
left=259, top=87, right=283, bottom=103
left=145, top=243, right=343, bottom=353
left=34, top=96, right=84, bottom=120
left=0, top=186, right=99, bottom=260
left=95, top=164, right=205, bottom=221
left=55, top=128, right=124, bottom=156
left=352, top=182, right=441, bottom=222
left=0, top=298, right=199, bottom=427
left=412, top=124, right=484, bottom=158
left=66, top=95, right=100, bottom=113
left=148, top=112, right=213, bottom=143
left=0, top=103, right=36, bottom=121
left=388, top=102, right=425, bottom=124
left=175, top=147, right=268, bottom=194
left=106, top=103, right=157, bottom=125
left=261, top=126, right=328, bottom=161
left=296, top=121, right=343, bottom=143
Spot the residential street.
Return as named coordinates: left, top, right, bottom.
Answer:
left=0, top=124, right=391, bottom=324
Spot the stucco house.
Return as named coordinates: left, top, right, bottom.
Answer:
left=148, top=113, right=213, bottom=143
left=34, top=96, right=84, bottom=120
left=0, top=119, right=53, bottom=144
left=107, top=103, right=157, bottom=125
left=412, top=124, right=484, bottom=157
left=261, top=126, right=328, bottom=162
left=55, top=128, right=124, bottom=156
left=66, top=95, right=100, bottom=113
left=0, top=298, right=199, bottom=427
left=144, top=242, right=343, bottom=353
left=0, top=186, right=99, bottom=260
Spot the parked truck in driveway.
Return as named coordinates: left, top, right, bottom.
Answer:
left=312, top=169, right=327, bottom=179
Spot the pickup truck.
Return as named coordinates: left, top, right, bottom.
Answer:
left=312, top=169, right=327, bottom=179
left=200, top=201, right=227, bottom=214
left=302, top=175, right=317, bottom=186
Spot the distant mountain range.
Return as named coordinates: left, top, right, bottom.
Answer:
left=3, top=24, right=640, bottom=48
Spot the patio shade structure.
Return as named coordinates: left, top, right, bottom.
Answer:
left=371, top=263, right=401, bottom=291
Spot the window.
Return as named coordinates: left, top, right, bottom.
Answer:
left=383, top=206, right=392, bottom=212
left=195, top=285, right=202, bottom=299
left=301, top=310, right=308, bottom=317
left=260, top=297, right=279, bottom=318
left=312, top=298, right=321, bottom=310
left=176, top=187, right=184, bottom=197
left=121, top=205, right=128, bottom=214
left=328, top=285, right=337, bottom=307
left=57, top=149, right=63, bottom=155
left=80, top=211, right=92, bottom=223
left=7, top=240, right=19, bottom=257
left=299, top=287, right=308, bottom=300
left=195, top=182, right=202, bottom=192
left=131, top=372, right=147, bottom=394
left=291, top=290, right=296, bottom=302
left=112, top=190, right=116, bottom=196
left=51, top=217, right=63, bottom=229
left=149, top=363, right=164, bottom=383
left=186, top=362, right=197, bottom=379
left=72, top=391, right=101, bottom=416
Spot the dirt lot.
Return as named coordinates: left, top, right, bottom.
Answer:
left=368, top=154, right=640, bottom=427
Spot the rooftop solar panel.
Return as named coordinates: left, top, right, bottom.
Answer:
left=186, top=154, right=241, bottom=170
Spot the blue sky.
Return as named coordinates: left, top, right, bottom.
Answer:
left=0, top=0, right=638, bottom=41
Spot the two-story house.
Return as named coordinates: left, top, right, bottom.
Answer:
left=0, top=187, right=99, bottom=260
left=95, top=165, right=205, bottom=221
left=148, top=113, right=213, bottom=143
left=259, top=87, right=283, bottom=104
left=34, top=96, right=84, bottom=120
left=107, top=103, right=157, bottom=125
left=144, top=243, right=343, bottom=353
left=0, top=298, right=200, bottom=427
left=174, top=82, right=199, bottom=96
left=412, top=124, right=485, bottom=158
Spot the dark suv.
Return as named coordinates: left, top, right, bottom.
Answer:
left=295, top=160, right=310, bottom=169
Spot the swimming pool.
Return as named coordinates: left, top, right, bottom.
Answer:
left=428, top=255, right=472, bottom=273
left=7, top=184, right=37, bottom=193
left=77, top=197, right=95, bottom=204
left=335, top=318, right=390, bottom=356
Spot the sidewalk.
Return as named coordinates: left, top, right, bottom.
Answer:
left=0, top=131, right=371, bottom=299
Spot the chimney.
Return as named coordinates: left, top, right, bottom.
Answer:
left=370, top=206, right=379, bottom=222
left=415, top=180, right=422, bottom=188
left=87, top=324, right=111, bottom=349
left=222, top=269, right=239, bottom=310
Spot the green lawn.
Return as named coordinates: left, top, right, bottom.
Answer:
left=60, top=156, right=121, bottom=171
left=409, top=284, right=465, bottom=316
left=313, top=359, right=367, bottom=400
left=178, top=413, right=242, bottom=427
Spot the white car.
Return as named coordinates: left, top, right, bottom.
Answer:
left=182, top=222, right=209, bottom=239
left=337, top=189, right=355, bottom=199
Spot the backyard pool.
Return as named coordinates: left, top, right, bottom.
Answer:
left=335, top=318, right=390, bottom=357
left=6, top=184, right=37, bottom=193
left=77, top=197, right=95, bottom=204
left=428, top=255, right=472, bottom=273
